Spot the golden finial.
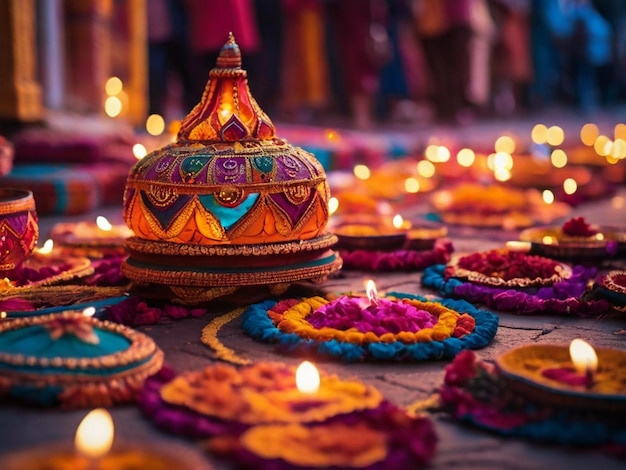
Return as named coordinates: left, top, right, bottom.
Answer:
left=177, top=32, right=276, bottom=142
left=216, top=33, right=242, bottom=69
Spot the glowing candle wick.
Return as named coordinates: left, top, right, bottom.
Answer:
left=295, top=361, right=320, bottom=394
left=365, top=279, right=379, bottom=306
left=75, top=408, right=114, bottom=459
left=569, top=339, right=598, bottom=389
left=96, top=216, right=113, bottom=232
left=37, top=239, right=54, bottom=255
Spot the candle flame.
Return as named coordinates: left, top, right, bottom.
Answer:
left=569, top=339, right=598, bottom=374
left=295, top=361, right=320, bottom=394
left=96, top=216, right=113, bottom=232
left=82, top=307, right=96, bottom=317
left=505, top=241, right=531, bottom=253
left=365, top=279, right=379, bottom=306
left=38, top=239, right=54, bottom=255
left=75, top=408, right=114, bottom=459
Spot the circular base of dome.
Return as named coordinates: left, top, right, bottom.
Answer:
left=121, top=235, right=342, bottom=304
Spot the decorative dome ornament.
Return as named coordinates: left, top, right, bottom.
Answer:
left=122, top=34, right=341, bottom=304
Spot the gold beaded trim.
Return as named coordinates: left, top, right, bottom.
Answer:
left=0, top=284, right=129, bottom=304
left=0, top=348, right=163, bottom=385
left=0, top=312, right=160, bottom=370
left=121, top=254, right=342, bottom=287
left=126, top=176, right=326, bottom=195
left=169, top=286, right=238, bottom=304
left=448, top=262, right=573, bottom=287
left=601, top=270, right=626, bottom=295
left=125, top=233, right=338, bottom=257
left=6, top=255, right=94, bottom=291
left=0, top=189, right=35, bottom=215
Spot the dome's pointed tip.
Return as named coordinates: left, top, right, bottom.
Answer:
left=216, top=33, right=241, bottom=69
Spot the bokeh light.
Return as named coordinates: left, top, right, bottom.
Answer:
left=546, top=126, right=565, bottom=146
left=494, top=135, right=516, bottom=154
left=563, top=178, right=577, bottom=195
left=105, top=76, right=123, bottom=96
left=417, top=160, right=436, bottom=178
left=494, top=167, right=511, bottom=182
left=146, top=114, right=166, bottom=136
left=104, top=96, right=122, bottom=117
left=456, top=148, right=475, bottom=167
left=328, top=197, right=339, bottom=215
left=594, top=135, right=611, bottom=156
left=132, top=143, right=147, bottom=159
left=404, top=177, right=420, bottom=193
left=354, top=164, right=371, bottom=180
left=542, top=189, right=555, bottom=204
left=531, top=124, right=548, bottom=144
left=580, top=123, right=599, bottom=146
left=550, top=149, right=567, bottom=168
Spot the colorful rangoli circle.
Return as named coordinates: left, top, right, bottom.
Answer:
left=241, top=292, right=498, bottom=362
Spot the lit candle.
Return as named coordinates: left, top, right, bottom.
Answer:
left=569, top=339, right=598, bottom=387
left=96, top=216, right=113, bottom=232
left=36, top=239, right=54, bottom=255
left=50, top=217, right=134, bottom=257
left=365, top=279, right=379, bottom=306
left=505, top=241, right=531, bottom=253
left=295, top=361, right=320, bottom=394
left=74, top=408, right=114, bottom=461
left=0, top=407, right=209, bottom=469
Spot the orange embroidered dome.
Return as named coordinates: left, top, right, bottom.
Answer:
left=121, top=34, right=341, bottom=304
left=123, top=33, right=330, bottom=246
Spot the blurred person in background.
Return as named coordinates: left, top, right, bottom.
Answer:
left=147, top=0, right=194, bottom=118
left=531, top=0, right=611, bottom=112
left=414, top=0, right=474, bottom=124
left=185, top=0, right=260, bottom=105
left=327, top=0, right=390, bottom=129
left=280, top=0, right=330, bottom=123
left=490, top=0, right=533, bottom=116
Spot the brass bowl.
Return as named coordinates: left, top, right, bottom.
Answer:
left=496, top=344, right=626, bottom=412
left=519, top=225, right=626, bottom=260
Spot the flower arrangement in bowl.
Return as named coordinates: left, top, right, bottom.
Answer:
left=519, top=216, right=624, bottom=260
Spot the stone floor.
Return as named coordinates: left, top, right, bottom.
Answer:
left=1, top=110, right=625, bottom=469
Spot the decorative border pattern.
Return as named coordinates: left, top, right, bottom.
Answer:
left=241, top=292, right=498, bottom=362
left=422, top=264, right=610, bottom=316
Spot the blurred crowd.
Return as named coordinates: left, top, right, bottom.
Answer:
left=147, top=0, right=626, bottom=128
